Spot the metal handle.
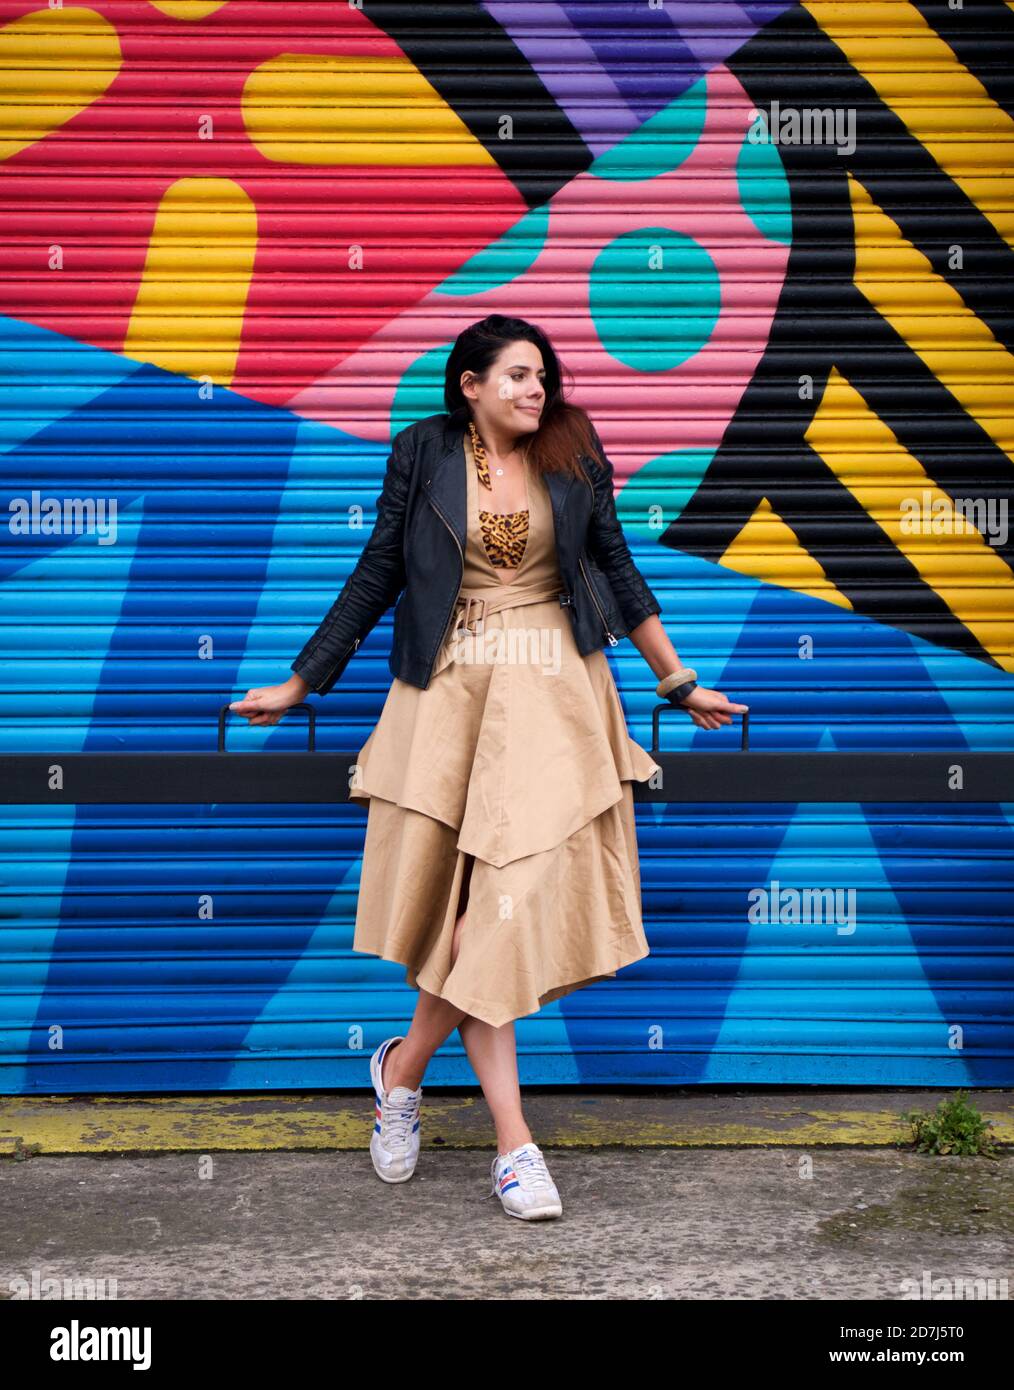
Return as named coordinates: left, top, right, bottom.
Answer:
left=651, top=702, right=750, bottom=754
left=218, top=701, right=316, bottom=753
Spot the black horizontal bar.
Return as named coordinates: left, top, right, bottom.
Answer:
left=0, top=752, right=1010, bottom=804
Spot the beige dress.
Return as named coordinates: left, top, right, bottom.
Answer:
left=348, top=432, right=661, bottom=1028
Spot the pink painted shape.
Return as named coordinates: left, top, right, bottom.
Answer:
left=285, top=64, right=790, bottom=488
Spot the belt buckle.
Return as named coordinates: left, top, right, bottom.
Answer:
left=456, top=594, right=486, bottom=634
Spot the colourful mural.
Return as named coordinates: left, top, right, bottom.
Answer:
left=0, top=0, right=1011, bottom=1091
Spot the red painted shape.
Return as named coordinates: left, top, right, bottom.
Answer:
left=0, top=0, right=526, bottom=404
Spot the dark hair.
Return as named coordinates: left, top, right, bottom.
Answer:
left=443, top=315, right=603, bottom=480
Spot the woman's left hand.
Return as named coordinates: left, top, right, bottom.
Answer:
left=676, top=685, right=749, bottom=731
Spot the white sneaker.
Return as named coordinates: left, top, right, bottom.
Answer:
left=487, top=1142, right=563, bottom=1220
left=369, top=1036, right=422, bottom=1183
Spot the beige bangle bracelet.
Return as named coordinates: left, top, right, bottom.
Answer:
left=656, top=667, right=698, bottom=698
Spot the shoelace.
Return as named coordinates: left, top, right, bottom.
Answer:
left=485, top=1145, right=554, bottom=1200
left=380, top=1091, right=420, bottom=1152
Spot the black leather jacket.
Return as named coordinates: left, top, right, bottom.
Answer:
left=290, top=406, right=663, bottom=693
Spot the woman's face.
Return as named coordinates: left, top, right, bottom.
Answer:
left=462, top=339, right=547, bottom=441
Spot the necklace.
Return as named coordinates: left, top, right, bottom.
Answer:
left=468, top=419, right=508, bottom=487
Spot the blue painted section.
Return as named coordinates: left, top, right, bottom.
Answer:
left=1, top=320, right=1012, bottom=1092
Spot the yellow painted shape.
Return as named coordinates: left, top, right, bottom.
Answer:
left=1, top=1095, right=1011, bottom=1153
left=804, top=1, right=1014, bottom=246
left=850, top=176, right=1014, bottom=459
left=147, top=1, right=230, bottom=17
left=719, top=495, right=855, bottom=610
left=123, top=177, right=257, bottom=387
left=242, top=52, right=498, bottom=166
left=0, top=7, right=121, bottom=161
left=806, top=366, right=1014, bottom=670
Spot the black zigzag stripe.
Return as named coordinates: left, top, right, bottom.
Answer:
left=360, top=0, right=593, bottom=206
left=756, top=444, right=1001, bottom=666
left=911, top=0, right=1014, bottom=120
left=728, top=4, right=1014, bottom=348
left=834, top=285, right=1014, bottom=571
left=660, top=5, right=1011, bottom=668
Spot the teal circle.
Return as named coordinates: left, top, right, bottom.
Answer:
left=736, top=118, right=792, bottom=244
left=435, top=205, right=550, bottom=295
left=589, top=228, right=720, bottom=370
left=617, top=448, right=715, bottom=535
left=591, top=75, right=707, bottom=181
left=390, top=342, right=452, bottom=438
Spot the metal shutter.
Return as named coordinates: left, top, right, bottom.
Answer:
left=0, top=0, right=1010, bottom=1091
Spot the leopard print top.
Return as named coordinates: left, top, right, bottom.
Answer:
left=479, top=505, right=529, bottom=570
left=468, top=420, right=529, bottom=570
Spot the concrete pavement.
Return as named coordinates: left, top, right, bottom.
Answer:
left=1, top=1088, right=1010, bottom=1300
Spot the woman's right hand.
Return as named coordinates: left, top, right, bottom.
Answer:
left=229, top=676, right=309, bottom=727
left=676, top=684, right=749, bottom=732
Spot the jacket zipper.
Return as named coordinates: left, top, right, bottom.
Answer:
left=318, top=634, right=360, bottom=689
left=579, top=555, right=618, bottom=646
left=425, top=490, right=465, bottom=650
left=578, top=463, right=619, bottom=646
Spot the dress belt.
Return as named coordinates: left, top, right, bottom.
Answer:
left=452, top=581, right=564, bottom=634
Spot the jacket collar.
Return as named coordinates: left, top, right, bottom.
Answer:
left=425, top=409, right=575, bottom=551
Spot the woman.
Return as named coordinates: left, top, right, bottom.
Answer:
left=231, top=315, right=747, bottom=1221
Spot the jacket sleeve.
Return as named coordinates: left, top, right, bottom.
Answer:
left=290, top=428, right=414, bottom=695
left=584, top=425, right=663, bottom=631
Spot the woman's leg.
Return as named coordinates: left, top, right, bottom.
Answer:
left=381, top=853, right=475, bottom=1093
left=383, top=852, right=534, bottom=1158
left=457, top=1016, right=532, bottom=1154
left=448, top=854, right=533, bottom=1154
left=381, top=989, right=468, bottom=1092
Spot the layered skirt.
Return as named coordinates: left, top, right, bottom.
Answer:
left=348, top=593, right=660, bottom=1028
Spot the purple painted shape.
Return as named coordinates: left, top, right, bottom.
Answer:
left=558, top=1, right=702, bottom=123
left=738, top=1, right=795, bottom=21
left=666, top=2, right=765, bottom=71
left=484, top=0, right=795, bottom=147
left=483, top=1, right=644, bottom=155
